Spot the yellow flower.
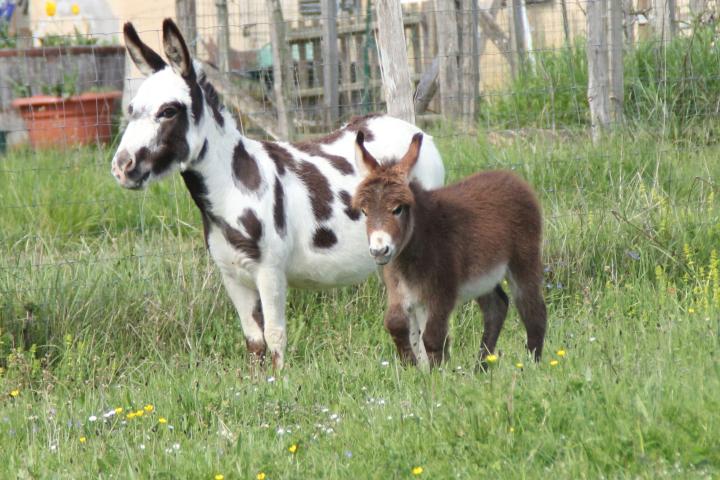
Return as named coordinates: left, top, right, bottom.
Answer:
left=79, top=436, right=87, bottom=443
left=135, top=410, right=144, bottom=417
left=549, top=360, right=559, bottom=367
left=127, top=412, right=136, bottom=420
left=214, top=475, right=224, bottom=480
left=411, top=466, right=424, bottom=475
left=485, top=354, right=498, bottom=364
left=71, top=3, right=80, bottom=15
left=256, top=473, right=266, bottom=480
left=288, top=443, right=298, bottom=454
left=509, top=427, right=515, bottom=433
left=10, top=389, right=20, bottom=398
left=144, top=404, right=154, bottom=413
left=115, top=407, right=123, bottom=414
left=689, top=308, right=695, bottom=314
left=45, top=1, right=56, bottom=16
left=158, top=417, right=168, bottom=424
left=515, top=362, right=524, bottom=369
left=556, top=349, right=566, bottom=357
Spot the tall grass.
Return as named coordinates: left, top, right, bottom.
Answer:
left=1, top=129, right=718, bottom=477
left=479, top=40, right=588, bottom=129
left=480, top=18, right=720, bottom=142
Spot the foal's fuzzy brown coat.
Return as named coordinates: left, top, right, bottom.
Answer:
left=353, top=132, right=546, bottom=367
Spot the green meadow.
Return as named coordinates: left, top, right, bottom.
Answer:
left=1, top=126, right=718, bottom=479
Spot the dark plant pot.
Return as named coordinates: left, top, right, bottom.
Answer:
left=11, top=91, right=122, bottom=148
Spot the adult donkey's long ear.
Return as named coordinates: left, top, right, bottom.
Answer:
left=123, top=22, right=167, bottom=76
left=162, top=18, right=195, bottom=80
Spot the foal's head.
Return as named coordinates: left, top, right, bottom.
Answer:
left=353, top=132, right=423, bottom=265
left=111, top=19, right=210, bottom=190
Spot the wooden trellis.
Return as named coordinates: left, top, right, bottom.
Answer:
left=285, top=7, right=429, bottom=127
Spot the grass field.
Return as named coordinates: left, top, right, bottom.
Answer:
left=1, top=128, right=719, bottom=479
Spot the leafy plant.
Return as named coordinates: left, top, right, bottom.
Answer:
left=9, top=77, right=31, bottom=97
left=40, top=71, right=78, bottom=97
left=39, top=26, right=98, bottom=47
left=10, top=71, right=79, bottom=98
left=0, top=19, right=16, bottom=49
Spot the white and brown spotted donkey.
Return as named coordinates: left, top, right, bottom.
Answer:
left=353, top=132, right=546, bottom=369
left=110, top=19, right=445, bottom=369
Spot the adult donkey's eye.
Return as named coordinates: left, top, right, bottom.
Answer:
left=158, top=106, right=178, bottom=119
left=392, top=205, right=404, bottom=216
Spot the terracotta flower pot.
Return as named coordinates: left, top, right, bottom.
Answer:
left=12, top=91, right=122, bottom=148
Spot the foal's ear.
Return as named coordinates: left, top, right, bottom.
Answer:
left=355, top=131, right=380, bottom=175
left=162, top=18, right=195, bottom=80
left=399, top=133, right=423, bottom=176
left=123, top=22, right=167, bottom=76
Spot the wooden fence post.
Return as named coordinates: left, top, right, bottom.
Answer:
left=478, top=0, right=515, bottom=73
left=689, top=0, right=706, bottom=15
left=560, top=0, right=571, bottom=49
left=433, top=0, right=460, bottom=118
left=216, top=0, right=230, bottom=72
left=416, top=0, right=501, bottom=116
left=519, top=0, right=535, bottom=71
left=652, top=0, right=676, bottom=42
left=623, top=0, right=635, bottom=47
left=508, top=0, right=526, bottom=76
left=414, top=57, right=439, bottom=114
left=321, top=0, right=339, bottom=127
left=266, top=0, right=295, bottom=139
left=459, top=0, right=479, bottom=122
left=587, top=0, right=610, bottom=143
left=175, top=0, right=197, bottom=55
left=10, top=0, right=32, bottom=49
left=609, top=0, right=624, bottom=123
left=376, top=0, right=416, bottom=123
left=668, top=0, right=677, bottom=38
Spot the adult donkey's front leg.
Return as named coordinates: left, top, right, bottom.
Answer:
left=256, top=268, right=288, bottom=370
left=221, top=272, right=266, bottom=366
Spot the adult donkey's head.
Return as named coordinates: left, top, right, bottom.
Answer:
left=112, top=19, right=217, bottom=190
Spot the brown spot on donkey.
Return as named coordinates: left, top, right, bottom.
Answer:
left=353, top=132, right=547, bottom=369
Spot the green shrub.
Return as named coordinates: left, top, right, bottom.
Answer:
left=479, top=40, right=589, bottom=129
left=480, top=17, right=720, bottom=142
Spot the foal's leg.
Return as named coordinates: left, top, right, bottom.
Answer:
left=408, top=306, right=430, bottom=370
left=384, top=304, right=416, bottom=365
left=476, top=284, right=510, bottom=362
left=256, top=268, right=289, bottom=370
left=220, top=272, right=266, bottom=366
left=422, top=301, right=454, bottom=368
left=509, top=260, right=547, bottom=361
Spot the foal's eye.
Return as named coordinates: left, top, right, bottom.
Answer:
left=158, top=106, right=178, bottom=119
left=361, top=208, right=368, bottom=216
left=392, top=205, right=404, bottom=216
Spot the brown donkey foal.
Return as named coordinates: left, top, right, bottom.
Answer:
left=353, top=132, right=546, bottom=368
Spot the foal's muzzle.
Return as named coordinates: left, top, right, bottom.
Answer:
left=369, top=245, right=392, bottom=265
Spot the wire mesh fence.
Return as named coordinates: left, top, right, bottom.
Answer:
left=1, top=0, right=719, bottom=352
